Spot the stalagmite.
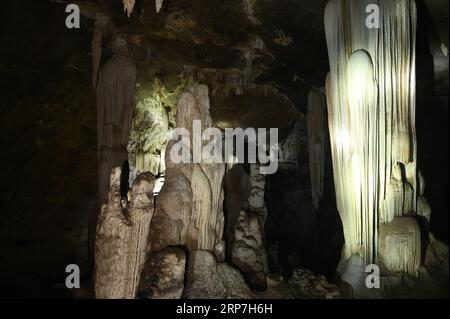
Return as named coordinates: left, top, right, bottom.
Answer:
left=96, top=36, right=136, bottom=206
left=324, top=0, right=426, bottom=273
left=95, top=168, right=155, bottom=298
left=148, top=84, right=226, bottom=260
left=307, top=90, right=325, bottom=210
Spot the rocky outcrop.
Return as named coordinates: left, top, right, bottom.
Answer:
left=148, top=84, right=226, bottom=260
left=183, top=250, right=255, bottom=299
left=94, top=168, right=155, bottom=299
left=138, top=247, right=186, bottom=299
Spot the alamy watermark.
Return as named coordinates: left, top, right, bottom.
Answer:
left=169, top=120, right=279, bottom=175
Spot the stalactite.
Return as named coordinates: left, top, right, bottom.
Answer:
left=96, top=38, right=136, bottom=205
left=324, top=0, right=424, bottom=273
left=148, top=84, right=226, bottom=261
left=307, top=90, right=325, bottom=211
left=155, top=0, right=164, bottom=13
left=123, top=0, right=135, bottom=17
left=95, top=168, right=155, bottom=298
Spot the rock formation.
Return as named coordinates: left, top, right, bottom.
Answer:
left=127, top=79, right=181, bottom=177
left=378, top=217, right=421, bottom=276
left=224, top=163, right=269, bottom=291
left=232, top=210, right=268, bottom=291
left=94, top=168, right=155, bottom=299
left=324, top=0, right=426, bottom=275
left=224, top=164, right=251, bottom=257
left=183, top=250, right=255, bottom=299
left=148, top=84, right=226, bottom=260
left=96, top=36, right=137, bottom=206
left=138, top=247, right=186, bottom=299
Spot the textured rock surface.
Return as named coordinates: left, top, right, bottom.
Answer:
left=183, top=250, right=255, bottom=299
left=425, top=233, right=449, bottom=280
left=148, top=85, right=226, bottom=260
left=128, top=79, right=181, bottom=177
left=288, top=267, right=340, bottom=299
left=232, top=210, right=268, bottom=291
left=94, top=168, right=155, bottom=299
left=138, top=247, right=186, bottom=299
left=378, top=217, right=421, bottom=277
left=224, top=164, right=251, bottom=257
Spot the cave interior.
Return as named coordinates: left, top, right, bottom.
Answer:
left=0, top=0, right=448, bottom=299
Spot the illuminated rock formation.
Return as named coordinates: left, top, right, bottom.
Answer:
left=94, top=168, right=155, bottom=299
left=148, top=84, right=226, bottom=260
left=127, top=79, right=181, bottom=177
left=324, top=0, right=424, bottom=275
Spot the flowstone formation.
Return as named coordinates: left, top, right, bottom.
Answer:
left=324, top=0, right=425, bottom=277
